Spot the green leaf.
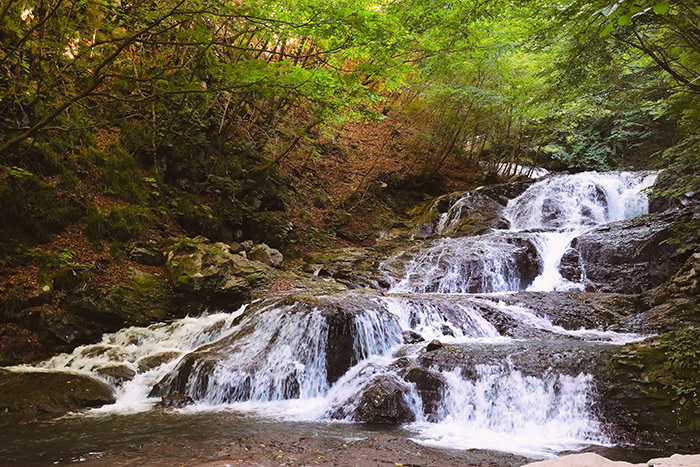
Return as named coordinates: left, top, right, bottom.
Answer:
left=653, top=1, right=669, bottom=15
left=600, top=22, right=615, bottom=37
left=618, top=12, right=632, bottom=25
left=630, top=4, right=645, bottom=14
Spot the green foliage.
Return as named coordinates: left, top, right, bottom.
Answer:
left=85, top=206, right=150, bottom=243
left=664, top=328, right=700, bottom=373
left=0, top=166, right=82, bottom=263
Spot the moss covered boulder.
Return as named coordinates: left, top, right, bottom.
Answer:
left=164, top=236, right=275, bottom=299
left=61, top=268, right=172, bottom=333
left=601, top=328, right=700, bottom=440
left=0, top=369, right=116, bottom=414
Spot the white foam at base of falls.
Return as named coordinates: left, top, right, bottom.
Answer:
left=412, top=368, right=606, bottom=459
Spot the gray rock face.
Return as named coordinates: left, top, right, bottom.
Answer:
left=248, top=244, right=284, bottom=268
left=0, top=369, right=115, bottom=414
left=559, top=210, right=690, bottom=294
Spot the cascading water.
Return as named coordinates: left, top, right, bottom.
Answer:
left=14, top=170, right=657, bottom=459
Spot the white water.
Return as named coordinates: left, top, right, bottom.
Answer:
left=14, top=171, right=658, bottom=459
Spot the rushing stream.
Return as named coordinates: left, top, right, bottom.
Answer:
left=10, top=171, right=659, bottom=462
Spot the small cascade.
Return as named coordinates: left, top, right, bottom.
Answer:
left=16, top=170, right=658, bottom=459
left=414, top=367, right=604, bottom=458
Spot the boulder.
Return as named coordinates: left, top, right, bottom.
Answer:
left=402, top=330, right=425, bottom=344
left=640, top=253, right=700, bottom=332
left=165, top=237, right=275, bottom=300
left=137, top=351, right=182, bottom=373
left=559, top=210, right=690, bottom=294
left=95, top=364, right=136, bottom=384
left=61, top=268, right=172, bottom=332
left=0, top=324, right=41, bottom=364
left=128, top=244, right=165, bottom=266
left=426, top=339, right=443, bottom=351
left=0, top=369, right=116, bottom=414
left=248, top=244, right=284, bottom=268
left=352, top=375, right=416, bottom=424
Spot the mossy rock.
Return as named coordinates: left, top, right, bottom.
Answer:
left=165, top=236, right=275, bottom=298
left=62, top=268, right=172, bottom=331
left=603, top=328, right=700, bottom=436
left=0, top=369, right=116, bottom=414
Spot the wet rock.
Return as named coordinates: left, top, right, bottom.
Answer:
left=165, top=236, right=275, bottom=300
left=426, top=339, right=443, bottom=351
left=383, top=232, right=541, bottom=293
left=559, top=210, right=690, bottom=294
left=157, top=393, right=194, bottom=409
left=96, top=364, right=136, bottom=384
left=352, top=375, right=416, bottom=424
left=402, top=367, right=446, bottom=418
left=418, top=339, right=617, bottom=379
left=61, top=268, right=172, bottom=333
left=408, top=181, right=534, bottom=240
left=0, top=369, right=116, bottom=414
left=151, top=292, right=393, bottom=401
left=402, top=330, right=425, bottom=344
left=599, top=329, right=700, bottom=442
left=248, top=244, right=284, bottom=268
left=137, top=351, right=182, bottom=373
left=492, top=292, right=646, bottom=332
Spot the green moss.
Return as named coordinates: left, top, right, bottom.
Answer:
left=85, top=206, right=150, bottom=243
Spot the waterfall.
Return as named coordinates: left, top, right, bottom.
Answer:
left=16, top=170, right=656, bottom=458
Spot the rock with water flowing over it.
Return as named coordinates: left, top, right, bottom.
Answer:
left=0, top=369, right=115, bottom=414
left=382, top=233, right=541, bottom=293
left=559, top=209, right=690, bottom=294
left=165, top=236, right=275, bottom=300
left=408, top=181, right=534, bottom=240
left=351, top=375, right=416, bottom=424
left=402, top=366, right=446, bottom=419
left=492, top=292, right=646, bottom=332
left=149, top=292, right=399, bottom=402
